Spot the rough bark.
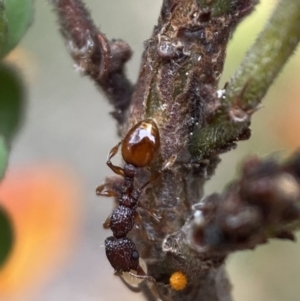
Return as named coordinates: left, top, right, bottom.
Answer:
left=49, top=0, right=300, bottom=300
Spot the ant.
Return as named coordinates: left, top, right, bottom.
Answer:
left=96, top=119, right=160, bottom=281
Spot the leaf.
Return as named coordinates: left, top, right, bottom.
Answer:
left=0, top=64, right=24, bottom=141
left=0, top=205, right=13, bottom=267
left=0, top=136, right=8, bottom=180
left=0, top=0, right=34, bottom=58
left=0, top=1, right=8, bottom=57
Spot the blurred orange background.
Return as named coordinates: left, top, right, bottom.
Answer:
left=0, top=165, right=80, bottom=300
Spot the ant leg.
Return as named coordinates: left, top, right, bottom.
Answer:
left=137, top=172, right=160, bottom=194
left=137, top=204, right=162, bottom=223
left=134, top=152, right=179, bottom=222
left=106, top=142, right=125, bottom=177
left=134, top=213, right=153, bottom=241
left=128, top=265, right=156, bottom=283
left=96, top=183, right=119, bottom=197
left=134, top=212, right=162, bottom=244
left=103, top=214, right=111, bottom=229
left=124, top=266, right=162, bottom=300
left=136, top=152, right=179, bottom=194
left=161, top=152, right=179, bottom=171
left=133, top=267, right=164, bottom=301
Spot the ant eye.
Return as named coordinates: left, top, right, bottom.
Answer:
left=132, top=250, right=139, bottom=260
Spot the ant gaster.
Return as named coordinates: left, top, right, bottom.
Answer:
left=97, top=119, right=160, bottom=280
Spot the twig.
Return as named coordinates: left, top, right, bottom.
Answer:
left=191, top=0, right=300, bottom=159
left=49, top=0, right=133, bottom=124
left=49, top=0, right=300, bottom=300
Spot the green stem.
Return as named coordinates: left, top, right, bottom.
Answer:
left=191, top=0, right=300, bottom=158
left=0, top=136, right=8, bottom=180
left=197, top=0, right=230, bottom=16
left=225, top=0, right=300, bottom=107
left=197, top=0, right=258, bottom=17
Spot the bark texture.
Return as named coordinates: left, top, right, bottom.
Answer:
left=49, top=0, right=300, bottom=300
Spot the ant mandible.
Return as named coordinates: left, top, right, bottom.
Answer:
left=96, top=119, right=160, bottom=281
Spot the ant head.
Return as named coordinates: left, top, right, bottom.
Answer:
left=121, top=119, right=160, bottom=168
left=105, top=236, right=139, bottom=273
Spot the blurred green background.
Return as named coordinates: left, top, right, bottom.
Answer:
left=1, top=1, right=300, bottom=300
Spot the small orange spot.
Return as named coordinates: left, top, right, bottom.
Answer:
left=169, top=271, right=187, bottom=291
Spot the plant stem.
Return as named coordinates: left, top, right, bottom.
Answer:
left=225, top=0, right=300, bottom=107
left=191, top=0, right=300, bottom=159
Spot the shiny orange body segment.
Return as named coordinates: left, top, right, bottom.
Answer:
left=121, top=119, right=160, bottom=167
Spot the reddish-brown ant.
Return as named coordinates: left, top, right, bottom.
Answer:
left=96, top=119, right=160, bottom=281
